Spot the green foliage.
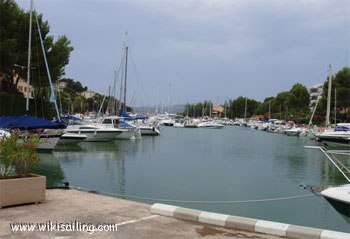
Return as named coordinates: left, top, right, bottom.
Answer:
left=59, top=78, right=87, bottom=96
left=0, top=133, right=15, bottom=178
left=183, top=101, right=214, bottom=117
left=0, top=92, right=26, bottom=116
left=232, top=97, right=260, bottom=118
left=289, top=83, right=310, bottom=113
left=317, top=67, right=350, bottom=124
left=0, top=0, right=73, bottom=91
left=0, top=134, right=40, bottom=178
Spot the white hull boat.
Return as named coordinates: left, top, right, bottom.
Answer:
left=116, top=128, right=142, bottom=140
left=65, top=124, right=122, bottom=142
left=305, top=146, right=350, bottom=220
left=138, top=125, right=161, bottom=135
left=284, top=128, right=302, bottom=136
left=58, top=133, right=87, bottom=145
left=17, top=133, right=61, bottom=151
left=316, top=131, right=350, bottom=148
left=197, top=122, right=224, bottom=129
left=316, top=124, right=350, bottom=148
left=321, top=184, right=350, bottom=218
left=99, top=116, right=142, bottom=140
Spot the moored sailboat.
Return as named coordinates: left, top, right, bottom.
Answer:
left=0, top=0, right=65, bottom=150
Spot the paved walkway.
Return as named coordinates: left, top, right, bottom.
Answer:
left=0, top=189, right=287, bottom=238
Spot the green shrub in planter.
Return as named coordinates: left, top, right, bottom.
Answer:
left=0, top=134, right=40, bottom=179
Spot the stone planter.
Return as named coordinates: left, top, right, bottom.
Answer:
left=0, top=174, right=46, bottom=208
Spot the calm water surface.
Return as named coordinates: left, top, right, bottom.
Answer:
left=34, top=126, right=350, bottom=233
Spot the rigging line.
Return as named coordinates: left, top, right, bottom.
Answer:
left=33, top=21, right=42, bottom=117
left=70, top=186, right=315, bottom=204
left=128, top=50, right=151, bottom=108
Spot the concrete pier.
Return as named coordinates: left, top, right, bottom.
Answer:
left=0, top=189, right=349, bottom=238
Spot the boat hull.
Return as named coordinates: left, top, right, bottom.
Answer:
left=57, top=133, right=87, bottom=145
left=284, top=130, right=301, bottom=136
left=316, top=135, right=350, bottom=148
left=116, top=129, right=142, bottom=140
left=321, top=185, right=350, bottom=220
left=139, top=127, right=160, bottom=136
left=197, top=123, right=224, bottom=129
left=18, top=134, right=61, bottom=151
left=65, top=129, right=119, bottom=142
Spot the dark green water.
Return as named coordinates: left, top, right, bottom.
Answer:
left=34, top=126, right=350, bottom=233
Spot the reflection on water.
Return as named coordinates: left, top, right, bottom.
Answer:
left=33, top=153, right=66, bottom=188
left=37, top=127, right=350, bottom=233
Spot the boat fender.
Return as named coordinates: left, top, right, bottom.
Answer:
left=152, top=127, right=155, bottom=131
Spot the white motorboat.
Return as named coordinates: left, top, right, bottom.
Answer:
left=65, top=124, right=122, bottom=142
left=284, top=127, right=302, bottom=136
left=197, top=121, right=224, bottom=129
left=305, top=146, right=350, bottom=219
left=137, top=124, right=160, bottom=135
left=321, top=184, right=350, bottom=219
left=173, top=122, right=185, bottom=128
left=127, top=119, right=160, bottom=136
left=99, top=116, right=141, bottom=140
left=316, top=124, right=350, bottom=148
left=58, top=132, right=87, bottom=145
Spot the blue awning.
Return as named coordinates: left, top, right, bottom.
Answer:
left=0, top=115, right=65, bottom=129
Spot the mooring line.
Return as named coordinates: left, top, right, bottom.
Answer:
left=70, top=186, right=315, bottom=204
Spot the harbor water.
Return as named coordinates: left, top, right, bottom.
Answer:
left=34, top=126, right=350, bottom=233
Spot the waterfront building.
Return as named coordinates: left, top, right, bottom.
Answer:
left=81, top=89, right=96, bottom=99
left=13, top=76, right=34, bottom=99
left=57, top=81, right=67, bottom=90
left=309, top=83, right=323, bottom=111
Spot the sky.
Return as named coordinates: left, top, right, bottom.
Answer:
left=16, top=0, right=350, bottom=108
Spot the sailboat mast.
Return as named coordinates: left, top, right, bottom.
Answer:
left=25, top=0, right=33, bottom=112
left=123, top=33, right=128, bottom=112
left=244, top=97, right=247, bottom=121
left=334, top=89, right=337, bottom=125
left=326, top=64, right=332, bottom=127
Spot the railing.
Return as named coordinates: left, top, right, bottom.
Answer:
left=304, top=146, right=350, bottom=183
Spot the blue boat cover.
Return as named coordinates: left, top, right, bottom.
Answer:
left=60, top=115, right=81, bottom=121
left=119, top=110, right=146, bottom=120
left=0, top=115, right=65, bottom=129
left=119, top=120, right=134, bottom=129
left=335, top=125, right=350, bottom=132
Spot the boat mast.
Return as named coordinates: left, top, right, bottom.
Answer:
left=123, top=32, right=128, bottom=112
left=244, top=97, right=247, bottom=121
left=308, top=95, right=320, bottom=127
left=25, top=0, right=33, bottom=113
left=325, top=64, right=332, bottom=127
left=35, top=13, right=61, bottom=121
left=334, top=88, right=337, bottom=125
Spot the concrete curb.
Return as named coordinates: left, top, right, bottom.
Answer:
left=150, top=203, right=350, bottom=239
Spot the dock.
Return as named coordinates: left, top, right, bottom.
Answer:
left=0, top=189, right=348, bottom=238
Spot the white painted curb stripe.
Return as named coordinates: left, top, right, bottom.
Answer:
left=321, top=230, right=350, bottom=239
left=198, top=212, right=229, bottom=226
left=150, top=203, right=350, bottom=239
left=255, top=220, right=289, bottom=236
left=150, top=203, right=178, bottom=217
